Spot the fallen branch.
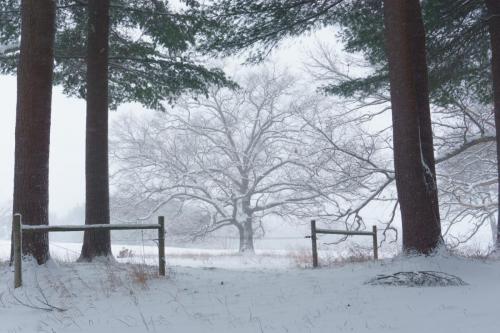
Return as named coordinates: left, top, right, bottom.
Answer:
left=366, top=271, right=468, bottom=287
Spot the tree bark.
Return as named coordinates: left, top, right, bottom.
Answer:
left=12, top=0, right=56, bottom=264
left=236, top=219, right=255, bottom=253
left=485, top=0, right=500, bottom=251
left=80, top=0, right=112, bottom=260
left=383, top=0, right=441, bottom=254
left=408, top=0, right=441, bottom=227
left=241, top=195, right=255, bottom=253
left=242, top=218, right=255, bottom=253
left=238, top=224, right=245, bottom=252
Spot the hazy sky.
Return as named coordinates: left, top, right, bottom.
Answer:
left=0, top=76, right=85, bottom=215
left=0, top=28, right=337, bottom=217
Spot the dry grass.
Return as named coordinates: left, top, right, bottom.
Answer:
left=128, top=263, right=159, bottom=289
left=290, top=246, right=375, bottom=268
left=290, top=248, right=313, bottom=268
left=447, top=245, right=496, bottom=260
left=327, top=252, right=375, bottom=266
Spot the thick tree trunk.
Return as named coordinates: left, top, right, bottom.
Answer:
left=237, top=219, right=255, bottom=253
left=242, top=218, right=255, bottom=252
left=408, top=0, right=441, bottom=227
left=485, top=0, right=500, bottom=251
left=80, top=0, right=112, bottom=260
left=383, top=0, right=441, bottom=254
left=11, top=0, right=56, bottom=264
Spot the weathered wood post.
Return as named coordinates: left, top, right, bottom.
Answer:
left=311, top=220, right=318, bottom=268
left=158, top=216, right=166, bottom=276
left=372, top=225, right=378, bottom=260
left=13, top=214, right=22, bottom=288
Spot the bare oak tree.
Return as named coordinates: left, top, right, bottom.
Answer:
left=111, top=69, right=319, bottom=252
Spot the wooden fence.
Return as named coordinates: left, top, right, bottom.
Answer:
left=308, top=220, right=378, bottom=268
left=12, top=214, right=166, bottom=288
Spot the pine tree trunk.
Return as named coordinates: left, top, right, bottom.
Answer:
left=11, top=0, right=56, bottom=264
left=485, top=0, right=500, bottom=251
left=408, top=0, right=441, bottom=227
left=80, top=0, right=112, bottom=261
left=383, top=0, right=441, bottom=254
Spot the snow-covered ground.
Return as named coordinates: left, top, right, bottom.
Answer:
left=0, top=240, right=498, bottom=333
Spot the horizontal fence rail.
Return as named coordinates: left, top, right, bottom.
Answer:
left=308, top=220, right=378, bottom=268
left=21, top=223, right=162, bottom=232
left=13, top=214, right=166, bottom=288
left=313, top=228, right=375, bottom=236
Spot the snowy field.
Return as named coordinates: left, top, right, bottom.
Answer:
left=0, top=240, right=498, bottom=333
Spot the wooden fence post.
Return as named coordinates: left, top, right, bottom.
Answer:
left=158, top=216, right=166, bottom=276
left=311, top=220, right=318, bottom=268
left=13, top=214, right=22, bottom=288
left=372, top=225, right=378, bottom=260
